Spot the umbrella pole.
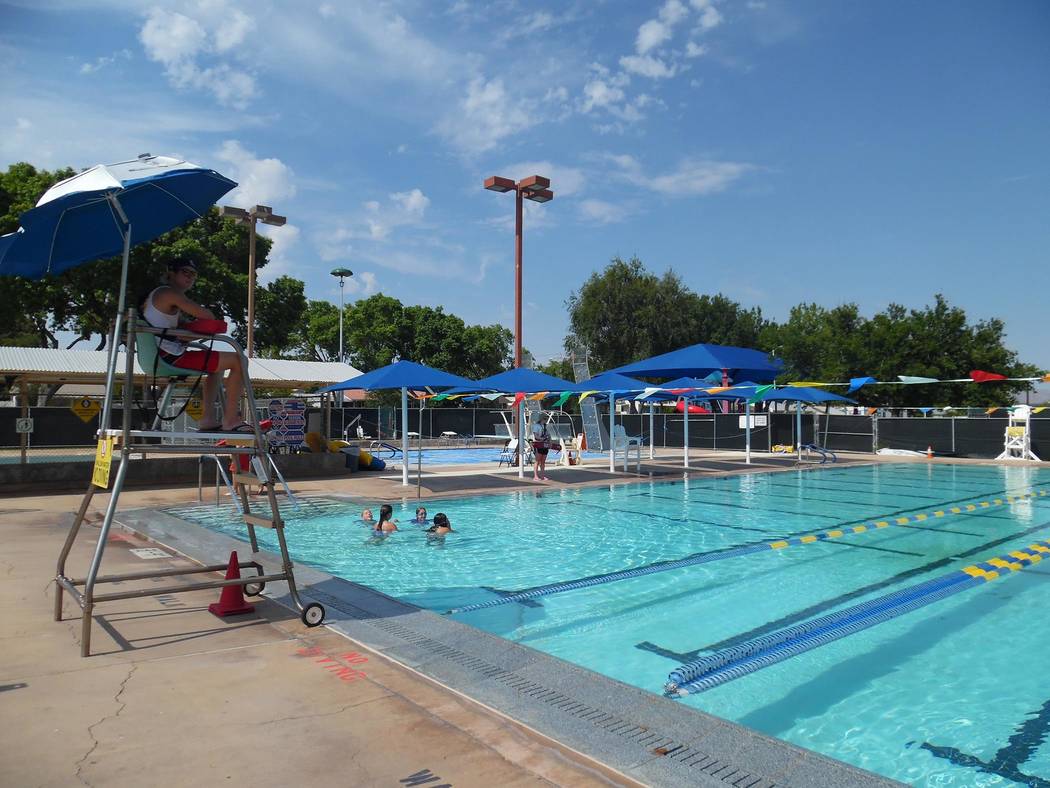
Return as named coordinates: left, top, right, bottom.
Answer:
left=608, top=392, right=615, bottom=473
left=99, top=213, right=131, bottom=436
left=417, top=396, right=423, bottom=498
left=745, top=399, right=752, bottom=465
left=401, top=387, right=409, bottom=486
left=518, top=399, right=525, bottom=479
left=683, top=397, right=690, bottom=469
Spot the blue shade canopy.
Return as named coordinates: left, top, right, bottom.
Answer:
left=570, top=372, right=648, bottom=393
left=755, top=387, right=856, bottom=405
left=0, top=155, right=237, bottom=279
left=316, top=360, right=475, bottom=393
left=460, top=367, right=576, bottom=394
left=609, top=343, right=782, bottom=382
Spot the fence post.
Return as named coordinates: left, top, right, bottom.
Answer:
left=713, top=412, right=717, bottom=453
left=872, top=414, right=878, bottom=453
left=951, top=417, right=956, bottom=454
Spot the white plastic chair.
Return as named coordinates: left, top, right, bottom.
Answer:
left=611, top=425, right=642, bottom=472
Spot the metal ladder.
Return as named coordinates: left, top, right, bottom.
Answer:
left=54, top=312, right=324, bottom=657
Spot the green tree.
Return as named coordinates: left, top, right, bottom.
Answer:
left=566, top=256, right=769, bottom=371
left=293, top=299, right=341, bottom=361
left=253, top=276, right=308, bottom=357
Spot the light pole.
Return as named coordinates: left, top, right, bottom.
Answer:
left=483, top=175, right=553, bottom=368
left=330, top=267, right=353, bottom=363
left=219, top=204, right=287, bottom=357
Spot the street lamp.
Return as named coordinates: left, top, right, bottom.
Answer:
left=218, top=204, right=287, bottom=357
left=483, top=174, right=554, bottom=367
left=330, top=267, right=353, bottom=363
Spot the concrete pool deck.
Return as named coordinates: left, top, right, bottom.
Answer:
left=1, top=451, right=938, bottom=787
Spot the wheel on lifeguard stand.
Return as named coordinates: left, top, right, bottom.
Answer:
left=301, top=602, right=325, bottom=627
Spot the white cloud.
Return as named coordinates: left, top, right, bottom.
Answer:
left=439, top=76, right=532, bottom=154
left=345, top=271, right=379, bottom=295
left=581, top=78, right=626, bottom=114
left=691, top=0, right=724, bottom=31
left=138, top=5, right=257, bottom=109
left=620, top=54, right=677, bottom=79
left=215, top=141, right=296, bottom=208
left=79, top=49, right=132, bottom=75
left=636, top=0, right=689, bottom=53
left=578, top=199, right=629, bottom=224
left=686, top=41, right=708, bottom=57
left=257, top=223, right=300, bottom=284
left=318, top=3, right=336, bottom=18
left=365, top=188, right=430, bottom=239
left=649, top=158, right=754, bottom=195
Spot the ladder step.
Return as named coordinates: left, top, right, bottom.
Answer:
left=243, top=513, right=278, bottom=529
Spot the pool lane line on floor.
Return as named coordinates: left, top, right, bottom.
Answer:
left=444, top=489, right=1050, bottom=616
left=637, top=514, right=1050, bottom=663
left=665, top=533, right=1050, bottom=696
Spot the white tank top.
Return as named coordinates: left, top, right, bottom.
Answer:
left=143, top=287, right=185, bottom=356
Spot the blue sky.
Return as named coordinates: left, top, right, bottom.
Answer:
left=2, top=0, right=1048, bottom=377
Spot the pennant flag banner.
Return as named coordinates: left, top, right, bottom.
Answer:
left=705, top=386, right=732, bottom=394
left=702, top=371, right=723, bottom=384
left=747, top=384, right=774, bottom=404
left=1035, top=407, right=1047, bottom=414
left=636, top=387, right=663, bottom=400
left=898, top=376, right=939, bottom=384
left=579, top=390, right=598, bottom=402
left=788, top=381, right=826, bottom=387
left=867, top=407, right=878, bottom=416
left=985, top=407, right=999, bottom=415
left=848, top=376, right=877, bottom=393
left=1044, top=374, right=1050, bottom=383
left=432, top=393, right=449, bottom=401
left=970, top=370, right=1006, bottom=383
left=511, top=392, right=525, bottom=407
left=527, top=391, right=548, bottom=401
left=918, top=407, right=933, bottom=414
left=553, top=391, right=573, bottom=408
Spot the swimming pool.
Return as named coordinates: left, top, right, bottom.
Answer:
left=169, top=463, right=1050, bottom=786
left=372, top=445, right=605, bottom=465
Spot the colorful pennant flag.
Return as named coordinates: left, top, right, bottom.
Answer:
left=579, top=390, right=598, bottom=402
left=636, top=387, right=663, bottom=400
left=867, top=407, right=878, bottom=416
left=527, top=391, right=548, bottom=401
left=511, top=392, right=525, bottom=407
left=746, top=384, right=773, bottom=404
left=553, top=391, right=573, bottom=408
left=432, top=393, right=449, bottom=401
left=702, top=371, right=723, bottom=384
left=1043, top=374, right=1050, bottom=383
left=898, top=376, right=939, bottom=384
left=985, top=407, right=999, bottom=415
left=970, top=370, right=1006, bottom=383
left=1034, top=407, right=1046, bottom=414
left=848, top=376, right=877, bottom=393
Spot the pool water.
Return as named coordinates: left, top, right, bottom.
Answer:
left=168, top=463, right=1050, bottom=786
left=371, top=445, right=605, bottom=465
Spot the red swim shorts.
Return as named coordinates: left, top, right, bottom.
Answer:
left=162, top=350, right=220, bottom=373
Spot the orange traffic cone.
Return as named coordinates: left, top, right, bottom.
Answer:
left=208, top=551, right=255, bottom=617
left=926, top=445, right=934, bottom=458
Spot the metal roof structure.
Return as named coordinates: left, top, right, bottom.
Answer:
left=0, top=346, right=362, bottom=389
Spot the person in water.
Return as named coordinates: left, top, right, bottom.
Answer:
left=361, top=508, right=375, bottom=525
left=426, top=512, right=453, bottom=536
left=413, top=506, right=428, bottom=524
left=374, top=504, right=398, bottom=534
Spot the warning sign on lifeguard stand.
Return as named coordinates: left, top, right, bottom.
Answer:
left=71, top=398, right=100, bottom=423
left=185, top=398, right=205, bottom=421
left=268, top=399, right=307, bottom=449
left=91, top=437, right=115, bottom=488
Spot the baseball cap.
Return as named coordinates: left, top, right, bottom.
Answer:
left=167, top=259, right=198, bottom=272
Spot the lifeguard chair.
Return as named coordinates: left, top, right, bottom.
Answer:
left=996, top=405, right=1040, bottom=461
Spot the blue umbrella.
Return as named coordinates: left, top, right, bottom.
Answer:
left=317, top=360, right=476, bottom=488
left=609, top=342, right=782, bottom=382
left=0, top=155, right=236, bottom=279
left=0, top=154, right=237, bottom=430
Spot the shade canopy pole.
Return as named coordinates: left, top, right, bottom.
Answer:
left=683, top=397, right=690, bottom=469
left=608, top=392, right=616, bottom=473
left=649, top=402, right=654, bottom=460
left=518, top=399, right=525, bottom=478
left=745, top=399, right=752, bottom=465
left=401, top=386, right=409, bottom=486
